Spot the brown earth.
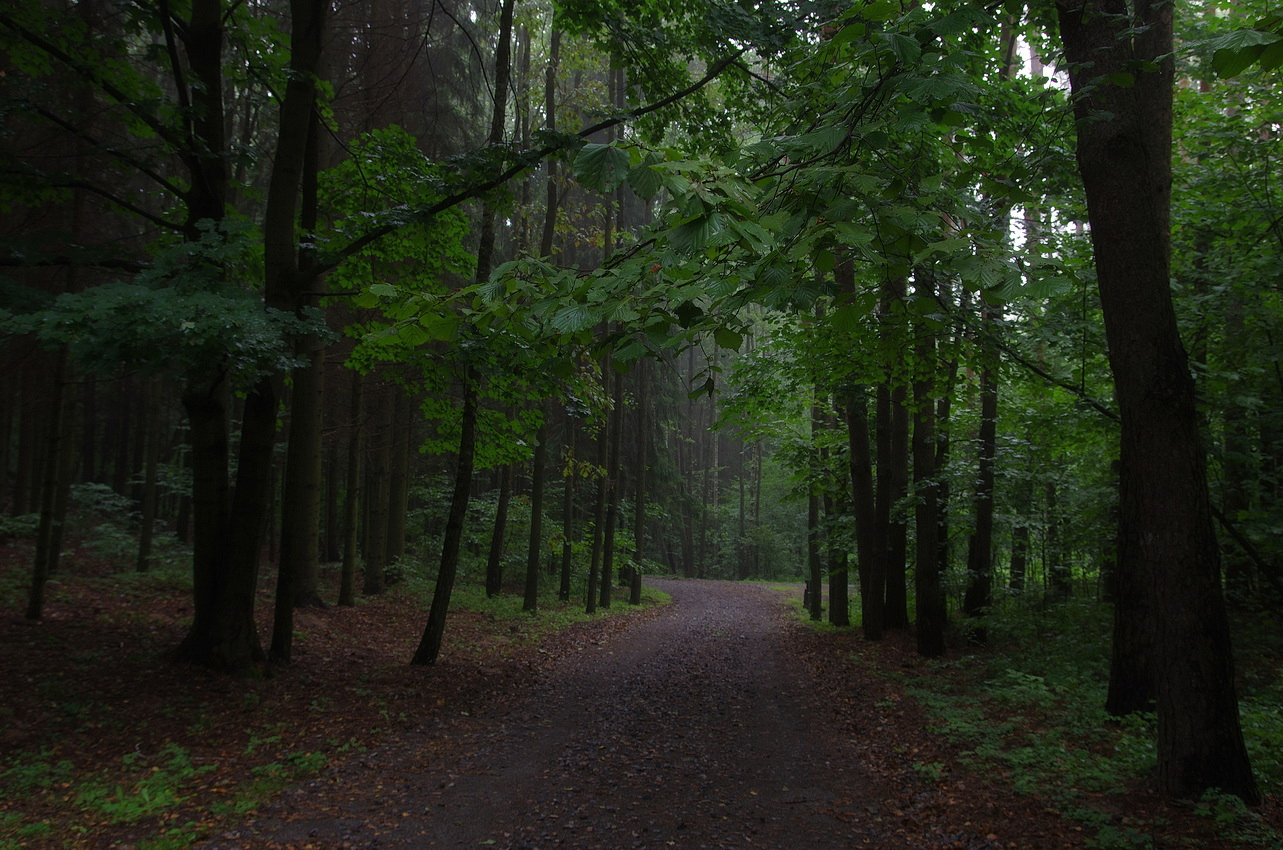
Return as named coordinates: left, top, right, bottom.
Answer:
left=3, top=555, right=1277, bottom=850
left=197, top=579, right=1197, bottom=850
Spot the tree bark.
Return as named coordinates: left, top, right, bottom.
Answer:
left=26, top=347, right=71, bottom=621
left=962, top=351, right=998, bottom=644
left=1057, top=0, right=1258, bottom=803
left=913, top=277, right=945, bottom=658
left=559, top=419, right=576, bottom=602
left=844, top=389, right=880, bottom=638
left=339, top=370, right=362, bottom=607
left=524, top=415, right=547, bottom=612
left=631, top=360, right=648, bottom=604
left=412, top=374, right=478, bottom=665
left=599, top=368, right=624, bottom=609
left=486, top=463, right=514, bottom=597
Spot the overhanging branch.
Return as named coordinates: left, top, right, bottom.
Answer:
left=318, top=50, right=747, bottom=276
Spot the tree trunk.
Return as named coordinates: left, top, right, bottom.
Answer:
left=807, top=476, right=823, bottom=621
left=339, top=370, right=363, bottom=607
left=913, top=278, right=945, bottom=658
left=136, top=378, right=162, bottom=573
left=1009, top=476, right=1032, bottom=592
left=600, top=368, right=624, bottom=609
left=362, top=385, right=392, bottom=596
left=1057, top=0, right=1257, bottom=803
left=845, top=389, right=880, bottom=638
left=559, top=421, right=576, bottom=602
left=26, top=347, right=71, bottom=621
left=384, top=392, right=411, bottom=570
left=586, top=411, right=608, bottom=614
left=631, top=361, right=648, bottom=604
left=524, top=415, right=547, bottom=612
left=486, top=463, right=514, bottom=597
left=412, top=375, right=478, bottom=665
left=962, top=353, right=998, bottom=644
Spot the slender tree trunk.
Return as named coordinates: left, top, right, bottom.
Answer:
left=962, top=353, right=998, bottom=643
left=559, top=422, right=576, bottom=602
left=136, top=378, right=162, bottom=573
left=807, top=392, right=824, bottom=622
left=600, top=368, right=624, bottom=608
left=486, top=463, right=514, bottom=597
left=825, top=484, right=850, bottom=627
left=362, top=385, right=391, bottom=595
left=524, top=415, right=547, bottom=612
left=26, top=347, right=71, bottom=620
left=324, top=440, right=340, bottom=563
left=338, top=370, right=363, bottom=607
left=1057, top=0, right=1257, bottom=803
left=384, top=392, right=411, bottom=570
left=586, top=412, right=608, bottom=614
left=913, top=277, right=945, bottom=658
left=631, top=361, right=648, bottom=604
left=412, top=375, right=479, bottom=665
left=845, top=389, right=880, bottom=638
left=1009, top=476, right=1032, bottom=591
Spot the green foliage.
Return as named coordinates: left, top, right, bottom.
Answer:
left=1194, top=15, right=1283, bottom=78
left=4, top=221, right=316, bottom=389
left=74, top=744, right=213, bottom=825
left=0, top=749, right=76, bottom=796
left=66, top=483, right=192, bottom=579
left=894, top=597, right=1282, bottom=846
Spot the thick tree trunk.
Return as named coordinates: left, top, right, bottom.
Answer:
left=1057, top=0, right=1257, bottom=803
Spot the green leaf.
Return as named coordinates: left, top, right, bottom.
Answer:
left=551, top=303, right=600, bottom=334
left=830, top=304, right=864, bottom=334
left=713, top=328, right=744, bottom=350
left=369, top=282, right=397, bottom=298
left=884, top=32, right=921, bottom=65
left=831, top=22, right=866, bottom=47
left=627, top=159, right=664, bottom=199
left=671, top=215, right=718, bottom=254
left=1205, top=28, right=1282, bottom=78
left=674, top=300, right=704, bottom=328
left=418, top=312, right=458, bottom=341
left=574, top=143, right=631, bottom=193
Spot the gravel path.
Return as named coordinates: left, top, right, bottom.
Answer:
left=208, top=580, right=898, bottom=849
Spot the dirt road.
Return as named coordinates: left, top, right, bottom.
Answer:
left=202, top=580, right=997, bottom=849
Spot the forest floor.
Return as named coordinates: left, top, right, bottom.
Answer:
left=2, top=548, right=1280, bottom=849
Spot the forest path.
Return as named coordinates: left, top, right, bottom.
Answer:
left=202, top=580, right=976, bottom=849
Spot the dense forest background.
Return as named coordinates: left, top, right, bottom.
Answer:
left=3, top=0, right=1282, bottom=824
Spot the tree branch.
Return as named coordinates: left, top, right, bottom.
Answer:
left=318, top=49, right=746, bottom=275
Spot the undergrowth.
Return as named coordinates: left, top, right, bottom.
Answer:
left=880, top=599, right=1283, bottom=849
